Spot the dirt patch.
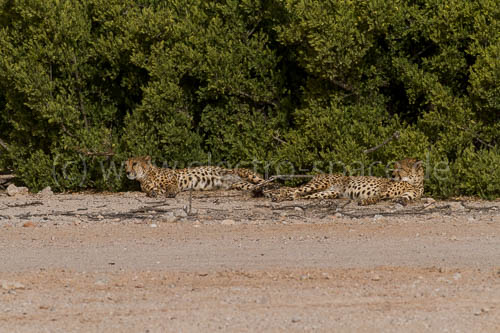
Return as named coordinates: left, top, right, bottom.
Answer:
left=1, top=191, right=499, bottom=332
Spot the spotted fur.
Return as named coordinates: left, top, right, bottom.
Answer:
left=267, top=158, right=424, bottom=205
left=125, top=156, right=266, bottom=198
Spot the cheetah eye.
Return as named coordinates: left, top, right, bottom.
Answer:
left=132, top=162, right=137, bottom=167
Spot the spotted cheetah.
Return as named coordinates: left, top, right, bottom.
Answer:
left=125, top=156, right=266, bottom=198
left=267, top=158, right=424, bottom=205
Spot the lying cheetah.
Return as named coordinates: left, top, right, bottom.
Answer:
left=125, top=156, right=266, bottom=198
left=268, top=158, right=424, bottom=205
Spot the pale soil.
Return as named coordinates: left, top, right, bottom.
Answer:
left=0, top=190, right=499, bottom=332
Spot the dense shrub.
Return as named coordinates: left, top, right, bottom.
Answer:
left=0, top=0, right=498, bottom=198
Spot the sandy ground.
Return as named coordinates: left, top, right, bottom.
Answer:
left=0, top=190, right=499, bottom=332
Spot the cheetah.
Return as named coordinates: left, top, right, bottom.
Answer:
left=125, top=156, right=266, bottom=198
left=267, top=158, right=424, bottom=205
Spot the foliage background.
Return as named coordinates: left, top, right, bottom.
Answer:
left=0, top=0, right=498, bottom=198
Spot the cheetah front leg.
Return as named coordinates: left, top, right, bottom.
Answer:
left=268, top=187, right=300, bottom=201
left=391, top=191, right=417, bottom=206
left=164, top=183, right=180, bottom=198
left=263, top=186, right=294, bottom=201
left=302, top=188, right=341, bottom=200
left=269, top=176, right=335, bottom=201
left=279, top=178, right=335, bottom=201
left=358, top=196, right=382, bottom=206
left=141, top=183, right=159, bottom=198
left=289, top=183, right=327, bottom=199
left=247, top=177, right=280, bottom=197
left=229, top=181, right=256, bottom=191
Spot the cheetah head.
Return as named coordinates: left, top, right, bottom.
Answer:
left=392, top=158, right=424, bottom=186
left=125, top=156, right=152, bottom=181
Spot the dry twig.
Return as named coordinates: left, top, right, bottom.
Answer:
left=0, top=138, right=9, bottom=151
left=0, top=174, right=16, bottom=187
left=183, top=187, right=194, bottom=216
left=272, top=135, right=287, bottom=145
left=457, top=125, right=495, bottom=149
left=74, top=147, right=115, bottom=157
left=5, top=201, right=43, bottom=209
left=10, top=206, right=175, bottom=221
left=363, top=131, right=400, bottom=154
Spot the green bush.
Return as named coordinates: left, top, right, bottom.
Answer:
left=0, top=0, right=497, bottom=198
left=451, top=146, right=500, bottom=199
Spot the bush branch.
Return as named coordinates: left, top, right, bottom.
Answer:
left=272, top=135, right=287, bottom=145
left=73, top=147, right=115, bottom=157
left=363, top=131, right=400, bottom=154
left=0, top=138, right=9, bottom=151
left=457, top=126, right=495, bottom=149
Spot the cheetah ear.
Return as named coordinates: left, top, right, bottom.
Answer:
left=144, top=155, right=151, bottom=162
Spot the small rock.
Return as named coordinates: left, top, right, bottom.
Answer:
left=393, top=203, right=405, bottom=210
left=175, top=210, right=188, bottom=218
left=22, top=221, right=36, bottom=228
left=221, top=219, right=235, bottom=225
left=6, top=184, right=29, bottom=197
left=1, top=280, right=25, bottom=290
left=474, top=308, right=489, bottom=316
left=150, top=223, right=158, bottom=228
left=294, top=207, right=304, bottom=212
left=94, top=279, right=108, bottom=287
left=163, top=214, right=178, bottom=223
left=449, top=202, right=465, bottom=211
left=38, top=186, right=53, bottom=196
left=334, top=212, right=343, bottom=218
left=291, top=318, right=301, bottom=323
left=373, top=214, right=383, bottom=220
left=371, top=275, right=381, bottom=281
left=453, top=273, right=462, bottom=281
left=424, top=198, right=436, bottom=204
left=96, top=215, right=104, bottom=220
